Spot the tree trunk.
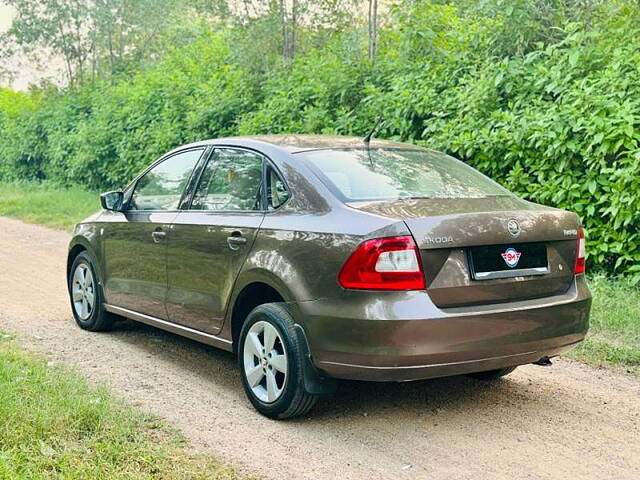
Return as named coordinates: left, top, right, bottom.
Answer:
left=55, top=18, right=75, bottom=86
left=290, top=0, right=297, bottom=59
left=279, top=0, right=296, bottom=60
left=368, top=0, right=378, bottom=62
left=107, top=27, right=115, bottom=78
left=279, top=0, right=288, bottom=58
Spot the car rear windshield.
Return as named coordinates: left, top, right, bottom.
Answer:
left=297, top=148, right=509, bottom=202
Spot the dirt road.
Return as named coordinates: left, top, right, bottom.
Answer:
left=0, top=216, right=638, bottom=479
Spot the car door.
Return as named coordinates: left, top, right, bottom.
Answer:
left=166, top=147, right=266, bottom=334
left=103, top=147, right=205, bottom=319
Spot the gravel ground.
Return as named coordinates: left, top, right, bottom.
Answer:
left=0, top=216, right=639, bottom=480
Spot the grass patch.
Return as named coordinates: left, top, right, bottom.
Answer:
left=568, top=275, right=640, bottom=374
left=0, top=182, right=100, bottom=230
left=0, top=333, right=240, bottom=479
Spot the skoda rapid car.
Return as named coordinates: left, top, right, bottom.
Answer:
left=67, top=135, right=591, bottom=419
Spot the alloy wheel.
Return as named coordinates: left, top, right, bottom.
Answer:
left=71, top=263, right=95, bottom=320
left=242, top=321, right=288, bottom=403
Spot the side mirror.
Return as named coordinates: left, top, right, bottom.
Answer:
left=100, top=191, right=124, bottom=211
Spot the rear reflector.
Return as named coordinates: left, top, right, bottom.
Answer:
left=574, top=227, right=586, bottom=275
left=338, top=236, right=426, bottom=290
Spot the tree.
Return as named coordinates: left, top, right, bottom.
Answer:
left=194, top=0, right=358, bottom=62
left=1, top=0, right=181, bottom=87
left=1, top=0, right=92, bottom=87
left=90, top=0, right=182, bottom=78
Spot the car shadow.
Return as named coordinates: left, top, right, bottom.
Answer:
left=108, top=317, right=554, bottom=423
left=109, top=317, right=241, bottom=390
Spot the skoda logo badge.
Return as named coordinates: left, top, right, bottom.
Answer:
left=501, top=248, right=522, bottom=268
left=507, top=219, right=521, bottom=237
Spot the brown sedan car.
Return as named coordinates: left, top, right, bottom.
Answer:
left=67, top=135, right=591, bottom=418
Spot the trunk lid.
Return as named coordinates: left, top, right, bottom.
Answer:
left=350, top=197, right=580, bottom=308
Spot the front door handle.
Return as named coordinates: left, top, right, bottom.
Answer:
left=227, top=232, right=247, bottom=250
left=151, top=230, right=167, bottom=244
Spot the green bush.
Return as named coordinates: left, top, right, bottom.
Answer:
left=1, top=0, right=639, bottom=279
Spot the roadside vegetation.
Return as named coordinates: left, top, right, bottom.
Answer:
left=0, top=332, right=239, bottom=479
left=567, top=276, right=640, bottom=374
left=0, top=182, right=99, bottom=230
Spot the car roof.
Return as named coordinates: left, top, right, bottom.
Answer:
left=179, top=134, right=424, bottom=154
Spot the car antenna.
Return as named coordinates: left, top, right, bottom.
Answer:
left=363, top=116, right=383, bottom=147
left=363, top=117, right=383, bottom=167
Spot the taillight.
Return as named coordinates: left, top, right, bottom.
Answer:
left=338, top=236, right=426, bottom=290
left=574, top=227, right=586, bottom=275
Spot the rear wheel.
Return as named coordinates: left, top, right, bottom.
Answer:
left=238, top=303, right=318, bottom=419
left=467, top=366, right=517, bottom=381
left=68, top=251, right=115, bottom=332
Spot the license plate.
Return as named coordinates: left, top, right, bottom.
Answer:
left=469, top=242, right=549, bottom=280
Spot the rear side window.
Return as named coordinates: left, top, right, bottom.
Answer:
left=267, top=166, right=289, bottom=210
left=297, top=148, right=509, bottom=202
left=129, top=148, right=204, bottom=211
left=191, top=148, right=263, bottom=211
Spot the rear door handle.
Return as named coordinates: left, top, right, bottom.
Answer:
left=227, top=232, right=247, bottom=250
left=151, top=230, right=167, bottom=243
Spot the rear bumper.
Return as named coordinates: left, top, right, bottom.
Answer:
left=295, top=276, right=591, bottom=382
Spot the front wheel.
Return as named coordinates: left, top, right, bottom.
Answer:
left=68, top=251, right=115, bottom=332
left=238, top=303, right=318, bottom=419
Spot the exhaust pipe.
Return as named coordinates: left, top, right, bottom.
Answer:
left=533, top=356, right=553, bottom=366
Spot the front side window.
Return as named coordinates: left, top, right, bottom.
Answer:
left=191, top=148, right=263, bottom=211
left=297, top=148, right=510, bottom=202
left=129, top=149, right=204, bottom=211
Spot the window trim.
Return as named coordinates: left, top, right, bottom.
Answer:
left=263, top=158, right=291, bottom=213
left=178, top=145, right=214, bottom=210
left=183, top=146, right=291, bottom=214
left=123, top=146, right=208, bottom=213
left=265, top=163, right=290, bottom=211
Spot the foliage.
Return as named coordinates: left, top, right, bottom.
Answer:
left=1, top=0, right=640, bottom=277
left=568, top=275, right=640, bottom=374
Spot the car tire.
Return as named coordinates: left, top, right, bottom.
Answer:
left=238, top=303, right=319, bottom=419
left=68, top=251, right=115, bottom=332
left=467, top=366, right=517, bottom=381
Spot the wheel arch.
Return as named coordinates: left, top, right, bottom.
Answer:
left=227, top=270, right=296, bottom=353
left=67, top=237, right=102, bottom=284
left=230, top=278, right=338, bottom=398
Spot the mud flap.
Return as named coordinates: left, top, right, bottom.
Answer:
left=294, top=324, right=337, bottom=395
